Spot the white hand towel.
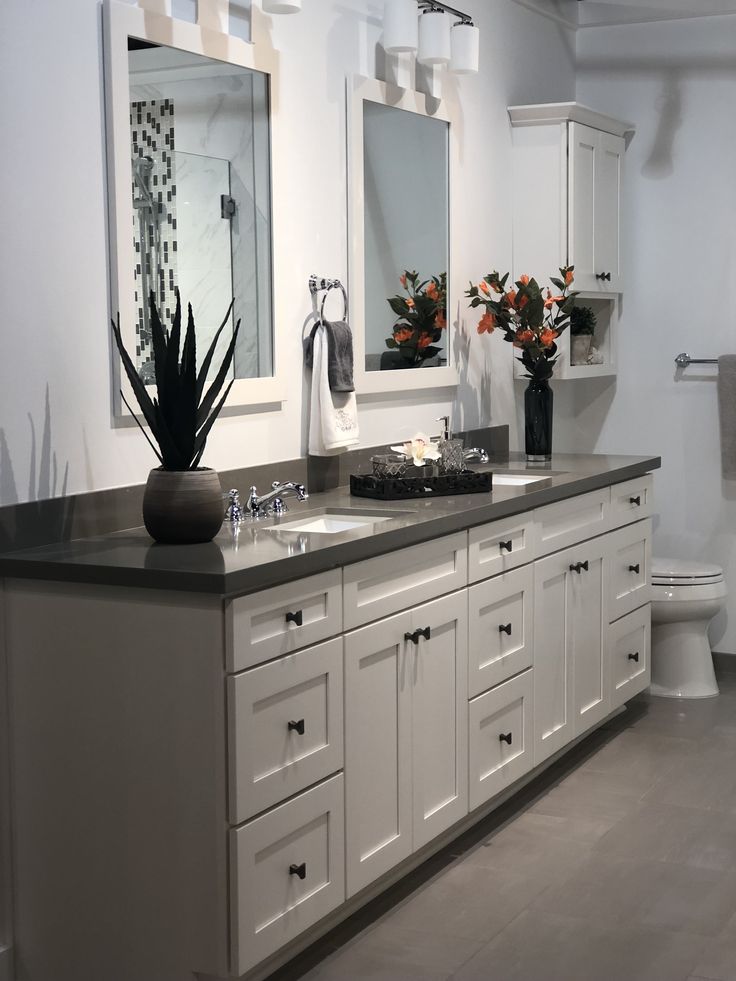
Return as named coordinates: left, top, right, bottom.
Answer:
left=308, top=324, right=360, bottom=456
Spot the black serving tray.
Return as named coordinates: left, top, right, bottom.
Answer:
left=350, top=469, right=492, bottom=501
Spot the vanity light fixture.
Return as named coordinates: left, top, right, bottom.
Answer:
left=262, top=0, right=302, bottom=13
left=383, top=1, right=479, bottom=75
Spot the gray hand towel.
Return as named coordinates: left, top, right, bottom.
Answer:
left=323, top=320, right=355, bottom=392
left=718, top=355, right=736, bottom=479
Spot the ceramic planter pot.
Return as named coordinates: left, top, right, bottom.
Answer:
left=142, top=467, right=224, bottom=544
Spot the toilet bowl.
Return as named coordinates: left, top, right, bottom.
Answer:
left=650, top=558, right=726, bottom=698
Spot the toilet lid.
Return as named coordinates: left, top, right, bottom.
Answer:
left=652, top=557, right=724, bottom=585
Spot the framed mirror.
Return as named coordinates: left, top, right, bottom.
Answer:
left=104, top=0, right=285, bottom=413
left=348, top=77, right=458, bottom=394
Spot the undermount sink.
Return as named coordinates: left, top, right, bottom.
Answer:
left=493, top=473, right=556, bottom=486
left=268, top=508, right=411, bottom=535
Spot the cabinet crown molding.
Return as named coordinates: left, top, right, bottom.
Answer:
left=508, top=102, right=634, bottom=138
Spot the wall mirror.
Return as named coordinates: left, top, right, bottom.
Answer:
left=348, top=77, right=458, bottom=394
left=104, top=1, right=285, bottom=412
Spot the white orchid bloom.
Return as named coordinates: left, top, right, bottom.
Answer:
left=390, top=432, right=441, bottom=468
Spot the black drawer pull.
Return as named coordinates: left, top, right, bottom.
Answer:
left=405, top=626, right=431, bottom=646
left=570, top=560, right=589, bottom=574
left=288, top=719, right=305, bottom=735
left=630, top=496, right=641, bottom=506
left=285, top=610, right=303, bottom=627
left=499, top=623, right=512, bottom=636
left=499, top=732, right=513, bottom=745
left=289, top=862, right=307, bottom=880
left=595, top=271, right=611, bottom=282
left=499, top=540, right=513, bottom=553
left=628, top=651, right=640, bottom=663
left=629, top=564, right=640, bottom=574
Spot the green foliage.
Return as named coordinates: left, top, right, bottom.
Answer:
left=111, top=290, right=241, bottom=471
left=570, top=305, right=597, bottom=336
left=385, top=270, right=447, bottom=364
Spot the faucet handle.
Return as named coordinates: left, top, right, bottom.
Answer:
left=225, top=488, right=243, bottom=523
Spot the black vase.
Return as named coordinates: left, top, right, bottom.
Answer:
left=524, top=378, right=553, bottom=461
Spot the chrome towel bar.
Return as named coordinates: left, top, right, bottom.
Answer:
left=675, top=353, right=718, bottom=368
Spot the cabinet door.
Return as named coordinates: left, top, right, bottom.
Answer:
left=595, top=131, right=624, bottom=292
left=410, top=591, right=469, bottom=851
left=533, top=548, right=575, bottom=765
left=468, top=565, right=534, bottom=698
left=609, top=604, right=650, bottom=709
left=570, top=543, right=609, bottom=736
left=344, top=611, right=413, bottom=897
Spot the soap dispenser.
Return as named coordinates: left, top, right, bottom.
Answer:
left=436, top=416, right=464, bottom=473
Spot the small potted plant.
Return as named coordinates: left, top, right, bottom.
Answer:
left=466, top=267, right=577, bottom=460
left=111, top=290, right=240, bottom=544
left=570, top=305, right=597, bottom=365
left=382, top=270, right=447, bottom=369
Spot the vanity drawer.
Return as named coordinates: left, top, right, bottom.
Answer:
left=230, top=774, right=345, bottom=976
left=468, top=514, right=535, bottom=583
left=226, top=570, right=342, bottom=672
left=608, top=519, right=651, bottom=623
left=227, top=638, right=343, bottom=824
left=609, top=604, right=650, bottom=707
left=534, top=488, right=610, bottom=558
left=468, top=669, right=534, bottom=811
left=343, top=532, right=467, bottom=629
left=468, top=565, right=534, bottom=698
left=610, top=475, right=653, bottom=527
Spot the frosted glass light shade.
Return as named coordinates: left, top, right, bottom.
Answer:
left=417, top=10, right=451, bottom=65
left=450, top=22, right=479, bottom=74
left=262, top=0, right=302, bottom=13
left=383, top=0, right=418, bottom=53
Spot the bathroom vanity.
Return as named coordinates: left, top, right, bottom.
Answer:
left=0, top=454, right=658, bottom=981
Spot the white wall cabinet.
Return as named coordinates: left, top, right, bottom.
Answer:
left=344, top=590, right=468, bottom=897
left=509, top=102, right=632, bottom=380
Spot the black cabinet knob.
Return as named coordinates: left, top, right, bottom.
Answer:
left=570, top=560, right=589, bottom=574
left=498, top=623, right=512, bottom=636
left=499, top=540, right=513, bottom=553
left=629, top=564, right=640, bottom=574
left=286, top=610, right=303, bottom=627
left=405, top=626, right=431, bottom=645
left=628, top=651, right=640, bottom=662
left=289, top=862, right=307, bottom=880
left=595, top=271, right=612, bottom=282
left=288, top=719, right=305, bottom=735
left=630, top=496, right=641, bottom=506
left=499, top=732, right=513, bottom=745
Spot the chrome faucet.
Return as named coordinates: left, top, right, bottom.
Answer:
left=463, top=447, right=490, bottom=464
left=247, top=481, right=309, bottom=518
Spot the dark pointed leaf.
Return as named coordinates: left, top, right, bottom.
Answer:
left=196, top=298, right=235, bottom=402
left=193, top=379, right=235, bottom=462
left=110, top=315, right=160, bottom=440
left=119, top=390, right=163, bottom=464
left=196, top=318, right=241, bottom=429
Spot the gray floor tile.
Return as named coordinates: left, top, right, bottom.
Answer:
left=594, top=801, right=715, bottom=864
left=452, top=909, right=708, bottom=981
left=639, top=865, right=736, bottom=937
left=691, top=936, right=736, bottom=980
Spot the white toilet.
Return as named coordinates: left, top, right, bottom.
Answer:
left=650, top=558, right=727, bottom=698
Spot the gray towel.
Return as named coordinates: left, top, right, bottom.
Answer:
left=306, top=320, right=355, bottom=392
left=718, top=355, right=736, bottom=479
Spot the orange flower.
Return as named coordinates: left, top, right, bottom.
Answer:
left=406, top=298, right=415, bottom=308
left=544, top=289, right=564, bottom=309
left=417, top=334, right=433, bottom=349
left=505, top=290, right=517, bottom=307
left=394, top=327, right=412, bottom=343
left=477, top=311, right=496, bottom=335
left=540, top=327, right=558, bottom=348
left=435, top=310, right=447, bottom=330
left=400, top=273, right=407, bottom=288
left=564, top=268, right=574, bottom=285
left=479, top=281, right=490, bottom=296
left=517, top=294, right=529, bottom=311
left=426, top=281, right=439, bottom=300
left=513, top=328, right=535, bottom=348
left=518, top=274, right=530, bottom=286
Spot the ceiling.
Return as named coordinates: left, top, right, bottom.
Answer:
left=518, top=0, right=736, bottom=27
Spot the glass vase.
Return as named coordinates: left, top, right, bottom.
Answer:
left=524, top=378, right=553, bottom=461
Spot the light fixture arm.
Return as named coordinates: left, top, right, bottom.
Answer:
left=417, top=0, right=473, bottom=25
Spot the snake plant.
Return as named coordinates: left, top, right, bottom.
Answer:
left=111, top=290, right=241, bottom=471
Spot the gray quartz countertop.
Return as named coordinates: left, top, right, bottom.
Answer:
left=0, top=452, right=660, bottom=597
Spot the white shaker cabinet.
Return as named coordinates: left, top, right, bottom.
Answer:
left=344, top=590, right=468, bottom=897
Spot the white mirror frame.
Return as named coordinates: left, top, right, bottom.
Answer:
left=347, top=75, right=459, bottom=395
left=103, top=0, right=286, bottom=416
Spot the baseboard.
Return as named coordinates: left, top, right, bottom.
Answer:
left=0, top=945, right=13, bottom=981
left=713, top=651, right=736, bottom=672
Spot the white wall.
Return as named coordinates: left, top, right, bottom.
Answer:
left=0, top=0, right=575, bottom=510
left=570, top=14, right=736, bottom=652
